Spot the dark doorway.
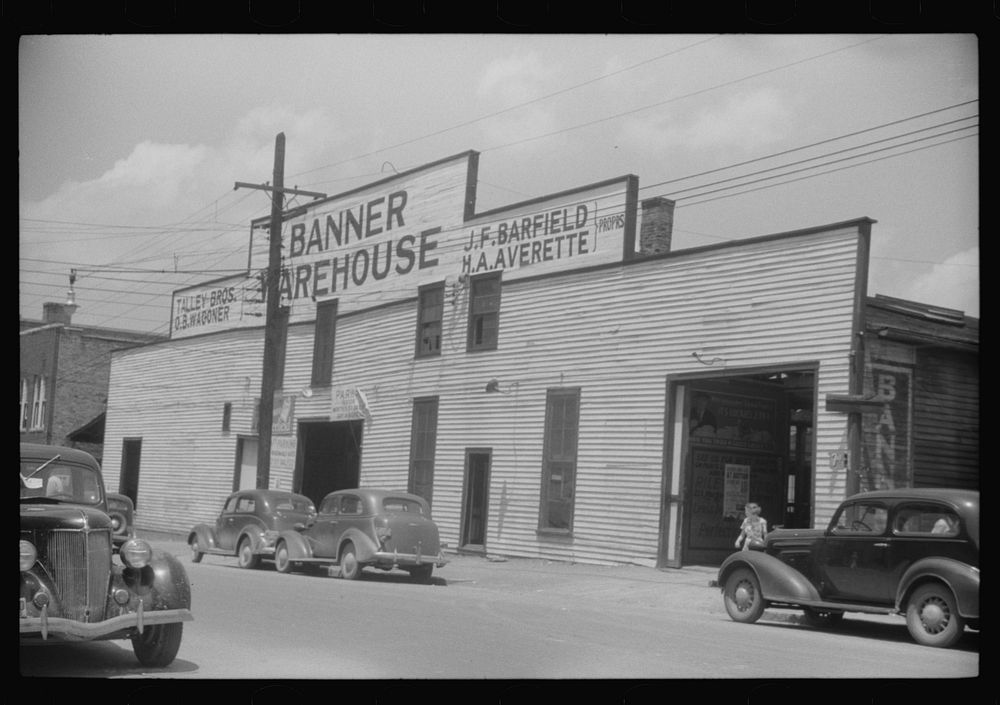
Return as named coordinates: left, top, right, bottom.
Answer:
left=460, top=449, right=491, bottom=552
left=119, top=438, right=142, bottom=508
left=296, top=420, right=363, bottom=508
left=673, top=368, right=816, bottom=567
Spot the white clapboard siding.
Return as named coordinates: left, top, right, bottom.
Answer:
left=104, top=222, right=862, bottom=566
left=104, top=328, right=265, bottom=531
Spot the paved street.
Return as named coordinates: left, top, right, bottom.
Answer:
left=20, top=532, right=979, bottom=685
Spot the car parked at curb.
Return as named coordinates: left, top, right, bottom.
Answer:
left=187, top=489, right=316, bottom=568
left=273, top=488, right=448, bottom=582
left=107, top=492, right=135, bottom=552
left=717, top=488, right=979, bottom=648
left=20, top=442, right=193, bottom=667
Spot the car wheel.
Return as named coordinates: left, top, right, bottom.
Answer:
left=906, top=583, right=965, bottom=648
left=723, top=567, right=766, bottom=624
left=274, top=541, right=294, bottom=574
left=408, top=564, right=433, bottom=583
left=188, top=537, right=204, bottom=564
left=237, top=537, right=260, bottom=570
left=131, top=622, right=184, bottom=668
left=802, top=607, right=845, bottom=629
left=339, top=542, right=362, bottom=580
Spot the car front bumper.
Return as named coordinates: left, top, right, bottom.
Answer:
left=20, top=604, right=193, bottom=642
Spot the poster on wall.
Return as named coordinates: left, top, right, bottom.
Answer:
left=689, top=391, right=777, bottom=452
left=251, top=395, right=295, bottom=435
left=723, top=464, right=750, bottom=519
left=688, top=451, right=782, bottom=551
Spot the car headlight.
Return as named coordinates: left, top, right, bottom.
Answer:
left=19, top=540, right=37, bottom=571
left=110, top=514, right=123, bottom=531
left=119, top=538, right=153, bottom=568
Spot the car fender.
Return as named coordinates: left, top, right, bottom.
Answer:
left=718, top=551, right=821, bottom=605
left=188, top=524, right=222, bottom=552
left=237, top=524, right=267, bottom=552
left=276, top=530, right=313, bottom=561
left=119, top=549, right=192, bottom=610
left=897, top=557, right=980, bottom=618
left=338, top=528, right=380, bottom=563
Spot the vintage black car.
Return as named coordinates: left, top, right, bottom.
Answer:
left=273, top=488, right=448, bottom=582
left=718, top=488, right=979, bottom=648
left=187, top=489, right=316, bottom=568
left=107, top=492, right=136, bottom=551
left=20, top=443, right=193, bottom=667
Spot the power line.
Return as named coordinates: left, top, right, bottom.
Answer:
left=289, top=36, right=724, bottom=182
left=477, top=35, right=887, bottom=158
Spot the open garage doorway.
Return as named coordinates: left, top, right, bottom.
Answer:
left=295, top=420, right=363, bottom=508
left=661, top=366, right=817, bottom=568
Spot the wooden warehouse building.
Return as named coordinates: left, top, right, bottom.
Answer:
left=101, top=150, right=978, bottom=567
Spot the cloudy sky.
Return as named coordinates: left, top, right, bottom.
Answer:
left=19, top=34, right=979, bottom=334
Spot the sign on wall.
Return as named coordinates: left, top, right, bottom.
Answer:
left=862, top=363, right=912, bottom=489
left=170, top=274, right=263, bottom=339
left=689, top=391, right=777, bottom=452
left=247, top=154, right=634, bottom=323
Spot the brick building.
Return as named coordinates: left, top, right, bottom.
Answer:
left=20, top=299, right=166, bottom=462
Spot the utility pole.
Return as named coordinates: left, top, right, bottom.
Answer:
left=235, top=133, right=326, bottom=489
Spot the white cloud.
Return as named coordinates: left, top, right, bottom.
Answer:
left=618, top=88, right=791, bottom=156
left=475, top=53, right=560, bottom=153
left=891, top=246, right=980, bottom=318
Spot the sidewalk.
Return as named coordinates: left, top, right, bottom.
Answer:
left=137, top=528, right=728, bottom=616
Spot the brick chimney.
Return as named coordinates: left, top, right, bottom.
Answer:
left=43, top=302, right=78, bottom=325
left=639, top=196, right=675, bottom=256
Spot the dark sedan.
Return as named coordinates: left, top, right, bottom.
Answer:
left=272, top=488, right=448, bottom=582
left=187, top=489, right=316, bottom=568
left=718, top=488, right=979, bottom=648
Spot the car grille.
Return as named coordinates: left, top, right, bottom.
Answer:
left=46, top=529, right=111, bottom=622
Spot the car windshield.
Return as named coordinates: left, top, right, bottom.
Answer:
left=382, top=497, right=425, bottom=514
left=20, top=458, right=103, bottom=506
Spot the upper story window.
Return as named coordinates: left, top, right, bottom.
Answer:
left=467, top=272, right=501, bottom=352
left=30, top=376, right=46, bottom=431
left=311, top=299, right=338, bottom=387
left=415, top=283, right=444, bottom=357
left=20, top=379, right=29, bottom=431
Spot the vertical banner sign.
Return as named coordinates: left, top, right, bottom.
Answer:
left=864, top=363, right=912, bottom=489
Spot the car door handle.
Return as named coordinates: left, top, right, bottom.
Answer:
left=873, top=542, right=888, bottom=548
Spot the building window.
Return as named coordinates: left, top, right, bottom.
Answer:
left=539, top=388, right=580, bottom=533
left=222, top=402, right=232, bottom=433
left=408, top=397, right=439, bottom=504
left=20, top=378, right=29, bottom=431
left=30, top=376, right=47, bottom=431
left=415, top=283, right=444, bottom=357
left=311, top=299, right=338, bottom=387
left=467, top=272, right=501, bottom=352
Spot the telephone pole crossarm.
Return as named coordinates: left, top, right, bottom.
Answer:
left=234, top=181, right=327, bottom=200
